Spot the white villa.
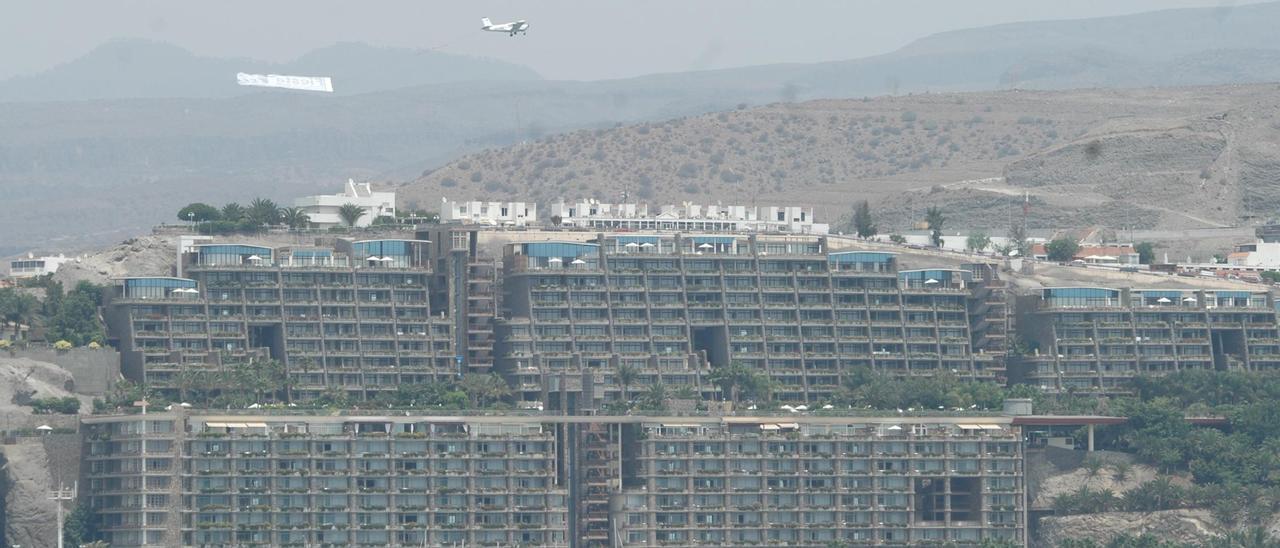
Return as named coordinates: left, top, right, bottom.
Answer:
left=294, top=180, right=396, bottom=228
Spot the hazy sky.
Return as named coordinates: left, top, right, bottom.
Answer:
left=1, top=0, right=1256, bottom=81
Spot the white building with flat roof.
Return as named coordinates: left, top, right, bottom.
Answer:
left=294, top=179, right=395, bottom=228
left=1228, top=241, right=1280, bottom=268
left=8, top=253, right=75, bottom=278
left=440, top=199, right=536, bottom=226
left=549, top=199, right=829, bottom=234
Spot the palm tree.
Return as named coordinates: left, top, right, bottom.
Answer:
left=459, top=373, right=511, bottom=408
left=221, top=202, right=246, bottom=222
left=615, top=362, right=637, bottom=405
left=925, top=206, right=945, bottom=247
left=338, top=203, right=367, bottom=227
left=708, top=362, right=774, bottom=406
left=279, top=207, right=311, bottom=229
left=0, top=289, right=37, bottom=339
left=248, top=198, right=281, bottom=226
left=174, top=367, right=201, bottom=405
left=1204, top=528, right=1280, bottom=548
left=638, top=383, right=668, bottom=412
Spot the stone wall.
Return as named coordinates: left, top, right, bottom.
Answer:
left=9, top=347, right=119, bottom=397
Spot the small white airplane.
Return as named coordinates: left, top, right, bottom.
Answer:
left=481, top=17, right=529, bottom=36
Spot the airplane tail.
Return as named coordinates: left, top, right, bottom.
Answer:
left=481, top=17, right=493, bottom=28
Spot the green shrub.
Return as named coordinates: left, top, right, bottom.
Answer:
left=31, top=396, right=81, bottom=414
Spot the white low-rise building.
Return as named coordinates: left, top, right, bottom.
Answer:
left=440, top=199, right=536, bottom=226
left=549, top=199, right=828, bottom=234
left=1228, top=240, right=1280, bottom=268
left=8, top=253, right=75, bottom=278
left=294, top=180, right=396, bottom=228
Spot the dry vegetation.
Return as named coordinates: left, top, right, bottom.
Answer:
left=403, top=85, right=1280, bottom=232
left=404, top=92, right=1084, bottom=218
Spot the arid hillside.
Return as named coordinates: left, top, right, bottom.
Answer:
left=401, top=84, right=1280, bottom=232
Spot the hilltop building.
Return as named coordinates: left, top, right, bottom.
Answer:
left=8, top=253, right=75, bottom=278
left=440, top=198, right=537, bottom=226
left=548, top=199, right=829, bottom=234
left=1227, top=240, right=1280, bottom=269
left=294, top=180, right=396, bottom=228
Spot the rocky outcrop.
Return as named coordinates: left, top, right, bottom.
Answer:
left=51, top=235, right=180, bottom=288
left=0, top=358, right=93, bottom=548
left=1039, top=509, right=1222, bottom=547
left=1030, top=451, right=1169, bottom=509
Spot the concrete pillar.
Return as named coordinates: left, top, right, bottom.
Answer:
left=1087, top=424, right=1095, bottom=452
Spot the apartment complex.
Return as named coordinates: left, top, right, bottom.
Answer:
left=619, top=417, right=1023, bottom=547
left=497, top=233, right=1009, bottom=409
left=105, top=231, right=1011, bottom=406
left=1018, top=287, right=1280, bottom=393
left=82, top=413, right=567, bottom=547
left=81, top=413, right=1024, bottom=548
left=105, top=240, right=455, bottom=400
left=105, top=225, right=1280, bottom=406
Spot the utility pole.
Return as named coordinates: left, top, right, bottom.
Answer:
left=49, top=481, right=76, bottom=548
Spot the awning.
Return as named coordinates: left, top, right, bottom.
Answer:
left=778, top=423, right=800, bottom=429
left=245, top=422, right=269, bottom=428
left=204, top=422, right=228, bottom=428
left=957, top=424, right=984, bottom=430
left=661, top=424, right=700, bottom=428
left=981, top=424, right=1005, bottom=430
left=760, top=424, right=781, bottom=431
left=225, top=423, right=249, bottom=429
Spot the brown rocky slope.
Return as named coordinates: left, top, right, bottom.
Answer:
left=401, top=84, right=1280, bottom=233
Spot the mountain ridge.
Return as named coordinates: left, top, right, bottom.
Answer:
left=0, top=39, right=541, bottom=102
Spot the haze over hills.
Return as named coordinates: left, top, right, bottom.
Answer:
left=6, top=2, right=1280, bottom=256
left=0, top=39, right=541, bottom=102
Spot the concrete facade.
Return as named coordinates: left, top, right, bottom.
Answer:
left=81, top=413, right=1025, bottom=548
left=496, top=234, right=1009, bottom=409
left=1018, top=287, right=1280, bottom=393
left=104, top=240, right=454, bottom=401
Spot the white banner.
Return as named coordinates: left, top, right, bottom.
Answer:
left=236, top=72, right=334, bottom=93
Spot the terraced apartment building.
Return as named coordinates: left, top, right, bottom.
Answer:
left=618, top=417, right=1024, bottom=547
left=1018, top=287, right=1280, bottom=393
left=80, top=413, right=1024, bottom=548
left=496, top=233, right=1009, bottom=408
left=104, top=232, right=1010, bottom=406
left=105, top=240, right=455, bottom=401
left=81, top=413, right=567, bottom=547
